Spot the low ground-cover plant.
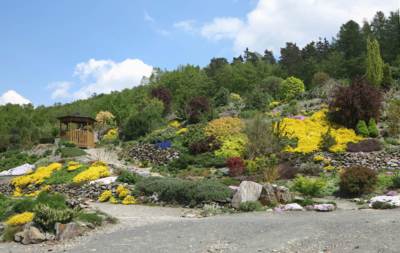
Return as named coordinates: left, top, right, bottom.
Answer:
left=339, top=166, right=377, bottom=196
left=238, top=201, right=264, bottom=212
left=135, top=177, right=232, bottom=206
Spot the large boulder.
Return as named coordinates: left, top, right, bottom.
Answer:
left=259, top=183, right=293, bottom=206
left=231, top=181, right=263, bottom=209
left=14, top=223, right=45, bottom=244
left=55, top=222, right=83, bottom=241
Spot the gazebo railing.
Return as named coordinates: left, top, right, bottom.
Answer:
left=60, top=129, right=94, bottom=148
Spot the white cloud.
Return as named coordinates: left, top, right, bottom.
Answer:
left=48, top=81, right=73, bottom=100
left=0, top=90, right=31, bottom=105
left=199, top=0, right=398, bottom=54
left=144, top=11, right=155, bottom=23
left=174, top=20, right=197, bottom=33
left=201, top=17, right=243, bottom=41
left=50, top=58, right=153, bottom=100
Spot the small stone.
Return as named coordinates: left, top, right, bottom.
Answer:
left=55, top=222, right=83, bottom=241
left=313, top=204, right=335, bottom=212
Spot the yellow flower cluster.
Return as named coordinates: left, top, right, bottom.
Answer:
left=98, top=185, right=135, bottom=205
left=215, top=134, right=248, bottom=158
left=176, top=128, right=188, bottom=135
left=281, top=109, right=363, bottom=153
left=98, top=190, right=112, bottom=202
left=6, top=212, right=35, bottom=226
left=205, top=117, right=244, bottom=140
left=122, top=195, right=137, bottom=205
left=116, top=185, right=129, bottom=199
left=11, top=163, right=62, bottom=188
left=103, top=128, right=119, bottom=141
left=73, top=162, right=110, bottom=184
left=67, top=161, right=82, bottom=171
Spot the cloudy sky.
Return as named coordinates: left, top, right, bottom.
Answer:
left=0, top=0, right=398, bottom=106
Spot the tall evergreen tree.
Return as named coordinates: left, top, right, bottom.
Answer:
left=366, top=37, right=384, bottom=86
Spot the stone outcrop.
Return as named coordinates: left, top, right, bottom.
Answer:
left=231, top=181, right=263, bottom=209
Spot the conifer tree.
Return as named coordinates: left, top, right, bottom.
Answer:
left=366, top=37, right=384, bottom=86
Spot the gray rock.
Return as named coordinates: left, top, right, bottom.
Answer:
left=282, top=203, right=304, bottom=211
left=313, top=204, right=335, bottom=212
left=15, top=224, right=46, bottom=244
left=259, top=184, right=293, bottom=206
left=231, top=181, right=263, bottom=209
left=55, top=222, right=83, bottom=241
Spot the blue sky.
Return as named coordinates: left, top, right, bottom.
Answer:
left=0, top=0, right=397, bottom=106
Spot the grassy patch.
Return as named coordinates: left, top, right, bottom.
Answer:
left=45, top=165, right=87, bottom=185
left=238, top=201, right=264, bottom=212
left=59, top=147, right=86, bottom=158
left=75, top=212, right=103, bottom=226
left=0, top=150, right=40, bottom=172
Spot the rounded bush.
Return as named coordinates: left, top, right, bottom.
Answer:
left=281, top=76, right=305, bottom=100
left=339, top=166, right=377, bottom=196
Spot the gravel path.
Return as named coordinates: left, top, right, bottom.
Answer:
left=2, top=204, right=400, bottom=253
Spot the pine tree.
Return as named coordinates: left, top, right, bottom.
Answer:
left=366, top=37, right=384, bottom=86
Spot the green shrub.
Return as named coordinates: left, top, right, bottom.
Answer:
left=219, top=177, right=241, bottom=186
left=0, top=150, right=39, bottom=172
left=191, top=180, right=232, bottom=205
left=59, top=140, right=76, bottom=148
left=281, top=76, right=305, bottom=100
left=391, top=173, right=400, bottom=189
left=339, top=166, right=377, bottom=196
left=33, top=204, right=75, bottom=231
left=135, top=177, right=232, bottom=206
left=0, top=194, right=13, bottom=221
left=377, top=173, right=393, bottom=191
left=59, top=147, right=86, bottom=158
left=117, top=170, right=142, bottom=185
left=368, top=119, right=379, bottom=137
left=356, top=120, right=369, bottom=137
left=75, top=212, right=103, bottom=226
left=239, top=201, right=263, bottom=212
left=291, top=176, right=326, bottom=197
left=35, top=192, right=68, bottom=210
left=12, top=198, right=36, bottom=213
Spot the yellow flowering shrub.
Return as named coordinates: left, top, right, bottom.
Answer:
left=12, top=163, right=62, bottom=188
left=313, top=155, right=324, bottom=162
left=205, top=117, right=244, bottom=140
left=103, top=128, right=119, bottom=141
left=67, top=161, right=82, bottom=171
left=281, top=109, right=363, bottom=153
left=98, top=190, right=112, bottom=202
left=215, top=134, right=248, bottom=158
left=122, top=195, right=137, bottom=205
left=6, top=212, right=34, bottom=226
left=110, top=196, right=119, bottom=204
left=168, top=120, right=181, bottom=128
left=116, top=185, right=129, bottom=199
left=73, top=162, right=110, bottom=184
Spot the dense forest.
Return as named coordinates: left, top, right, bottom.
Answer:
left=1, top=10, right=399, bottom=151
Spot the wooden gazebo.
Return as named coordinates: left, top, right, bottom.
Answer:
left=58, top=115, right=96, bottom=148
